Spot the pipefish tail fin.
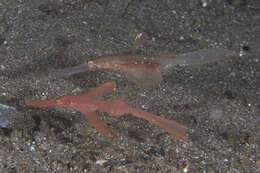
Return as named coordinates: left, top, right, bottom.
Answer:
left=130, top=108, right=188, bottom=141
left=54, top=64, right=89, bottom=77
left=159, top=48, right=237, bottom=70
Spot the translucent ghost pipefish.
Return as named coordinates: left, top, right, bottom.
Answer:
left=55, top=48, right=236, bottom=85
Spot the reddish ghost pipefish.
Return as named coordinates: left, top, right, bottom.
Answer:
left=25, top=82, right=188, bottom=141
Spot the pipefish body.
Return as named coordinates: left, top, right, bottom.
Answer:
left=55, top=48, right=237, bottom=85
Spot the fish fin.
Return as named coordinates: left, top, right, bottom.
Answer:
left=131, top=108, right=188, bottom=141
left=131, top=33, right=147, bottom=52
left=124, top=66, right=163, bottom=86
left=81, top=112, right=111, bottom=136
left=85, top=82, right=116, bottom=98
left=121, top=33, right=148, bottom=54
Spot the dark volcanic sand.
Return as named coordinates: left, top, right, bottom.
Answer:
left=0, top=0, right=259, bottom=172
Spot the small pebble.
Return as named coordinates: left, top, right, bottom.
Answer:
left=209, top=108, right=223, bottom=120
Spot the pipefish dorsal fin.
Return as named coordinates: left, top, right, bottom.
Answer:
left=120, top=33, right=148, bottom=54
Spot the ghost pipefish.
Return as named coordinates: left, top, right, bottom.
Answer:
left=55, top=48, right=237, bottom=85
left=25, top=82, right=188, bottom=141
